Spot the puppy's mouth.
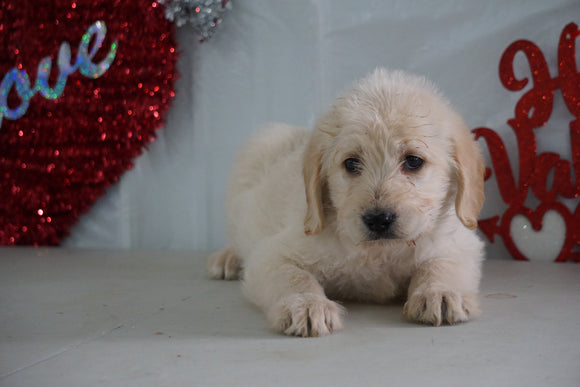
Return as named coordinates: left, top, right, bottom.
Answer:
left=365, top=231, right=398, bottom=242
left=359, top=235, right=417, bottom=251
left=357, top=238, right=398, bottom=250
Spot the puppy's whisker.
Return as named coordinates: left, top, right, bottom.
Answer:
left=318, top=126, right=340, bottom=137
left=406, top=123, right=433, bottom=129
left=414, top=138, right=430, bottom=149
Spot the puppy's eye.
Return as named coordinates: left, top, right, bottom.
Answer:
left=403, top=155, right=424, bottom=171
left=344, top=158, right=362, bottom=175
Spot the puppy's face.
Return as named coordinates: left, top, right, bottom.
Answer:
left=325, top=112, right=453, bottom=245
left=303, top=69, right=484, bottom=246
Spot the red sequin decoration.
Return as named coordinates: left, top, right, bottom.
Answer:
left=475, top=22, right=580, bottom=262
left=0, top=0, right=178, bottom=245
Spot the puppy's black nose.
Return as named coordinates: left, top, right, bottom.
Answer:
left=362, top=210, right=396, bottom=237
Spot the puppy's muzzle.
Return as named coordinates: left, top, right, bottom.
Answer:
left=362, top=209, right=397, bottom=240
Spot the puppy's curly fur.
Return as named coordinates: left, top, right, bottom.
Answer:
left=208, top=69, right=485, bottom=337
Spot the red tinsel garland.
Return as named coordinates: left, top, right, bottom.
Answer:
left=0, top=0, right=179, bottom=245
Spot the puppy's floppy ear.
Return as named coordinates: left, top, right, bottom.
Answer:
left=303, top=129, right=327, bottom=235
left=452, top=117, right=486, bottom=230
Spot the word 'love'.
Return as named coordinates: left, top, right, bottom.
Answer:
left=0, top=21, right=118, bottom=128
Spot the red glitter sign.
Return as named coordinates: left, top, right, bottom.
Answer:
left=475, top=22, right=580, bottom=262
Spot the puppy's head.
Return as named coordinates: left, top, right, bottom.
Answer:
left=303, top=69, right=484, bottom=245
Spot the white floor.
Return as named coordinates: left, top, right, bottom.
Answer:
left=1, top=248, right=579, bottom=386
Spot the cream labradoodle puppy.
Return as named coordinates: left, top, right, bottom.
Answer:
left=207, top=68, right=485, bottom=337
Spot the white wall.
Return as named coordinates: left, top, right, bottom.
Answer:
left=63, top=0, right=579, bottom=260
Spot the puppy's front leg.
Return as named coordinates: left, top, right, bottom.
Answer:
left=243, top=256, right=344, bottom=337
left=404, top=258, right=481, bottom=326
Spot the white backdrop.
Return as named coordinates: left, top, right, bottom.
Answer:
left=63, top=0, right=579, bottom=260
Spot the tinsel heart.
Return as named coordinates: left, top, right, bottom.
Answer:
left=0, top=0, right=179, bottom=245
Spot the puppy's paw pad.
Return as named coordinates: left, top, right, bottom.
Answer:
left=404, top=290, right=479, bottom=326
left=270, top=294, right=344, bottom=337
left=206, top=247, right=242, bottom=280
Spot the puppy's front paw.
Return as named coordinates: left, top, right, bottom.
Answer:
left=269, top=294, right=344, bottom=337
left=403, top=289, right=480, bottom=326
left=206, top=247, right=242, bottom=280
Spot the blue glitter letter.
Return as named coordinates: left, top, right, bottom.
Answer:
left=0, top=69, right=34, bottom=128
left=77, top=21, right=118, bottom=79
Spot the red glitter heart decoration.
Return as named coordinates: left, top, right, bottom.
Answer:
left=498, top=202, right=576, bottom=262
left=0, top=0, right=178, bottom=245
